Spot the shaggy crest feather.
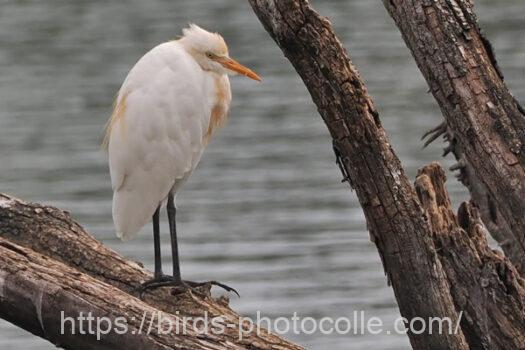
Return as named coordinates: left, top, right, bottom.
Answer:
left=181, top=23, right=228, bottom=56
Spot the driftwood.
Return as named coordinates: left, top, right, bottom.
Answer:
left=247, top=1, right=525, bottom=349
left=0, top=193, right=302, bottom=350
left=383, top=0, right=525, bottom=275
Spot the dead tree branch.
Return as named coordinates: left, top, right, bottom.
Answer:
left=248, top=1, right=468, bottom=349
left=0, top=193, right=302, bottom=350
left=383, top=0, right=525, bottom=274
left=415, top=163, right=525, bottom=349
left=248, top=1, right=525, bottom=349
left=0, top=238, right=229, bottom=350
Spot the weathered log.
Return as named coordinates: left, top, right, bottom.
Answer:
left=383, top=0, right=525, bottom=275
left=0, top=193, right=302, bottom=350
left=415, top=163, right=525, bottom=350
left=248, top=1, right=469, bottom=349
left=0, top=238, right=231, bottom=350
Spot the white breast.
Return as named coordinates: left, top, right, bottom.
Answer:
left=106, top=41, right=228, bottom=240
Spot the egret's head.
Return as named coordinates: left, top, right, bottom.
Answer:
left=180, top=24, right=261, bottom=81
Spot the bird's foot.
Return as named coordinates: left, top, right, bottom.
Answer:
left=137, top=275, right=239, bottom=299
left=137, top=274, right=178, bottom=298
left=173, top=280, right=240, bottom=298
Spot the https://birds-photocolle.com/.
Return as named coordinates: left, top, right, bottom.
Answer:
left=103, top=24, right=261, bottom=297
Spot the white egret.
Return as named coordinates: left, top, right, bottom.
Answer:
left=103, top=24, right=260, bottom=295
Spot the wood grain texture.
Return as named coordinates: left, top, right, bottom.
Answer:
left=248, top=1, right=469, bottom=349
left=0, top=238, right=220, bottom=350
left=415, top=163, right=525, bottom=350
left=248, top=1, right=525, bottom=349
left=383, top=0, right=525, bottom=275
left=0, top=193, right=302, bottom=350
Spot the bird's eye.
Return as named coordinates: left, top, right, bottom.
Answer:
left=206, top=52, right=213, bottom=58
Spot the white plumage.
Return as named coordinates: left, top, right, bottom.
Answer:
left=105, top=24, right=259, bottom=240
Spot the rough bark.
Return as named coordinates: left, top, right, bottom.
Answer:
left=0, top=193, right=302, bottom=350
left=0, top=238, right=231, bottom=350
left=383, top=0, right=525, bottom=275
left=248, top=1, right=525, bottom=349
left=415, top=163, right=525, bottom=350
left=248, top=1, right=469, bottom=349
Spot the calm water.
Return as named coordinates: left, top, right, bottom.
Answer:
left=1, top=1, right=524, bottom=349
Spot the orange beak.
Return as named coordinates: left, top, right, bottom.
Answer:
left=216, top=56, right=261, bottom=82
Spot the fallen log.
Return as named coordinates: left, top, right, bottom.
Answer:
left=0, top=237, right=232, bottom=350
left=0, top=193, right=302, bottom=350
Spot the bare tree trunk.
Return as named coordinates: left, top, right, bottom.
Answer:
left=247, top=1, right=525, bottom=349
left=248, top=1, right=468, bottom=349
left=383, top=0, right=525, bottom=275
left=0, top=194, right=302, bottom=350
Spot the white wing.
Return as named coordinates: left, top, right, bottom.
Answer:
left=107, top=42, right=214, bottom=240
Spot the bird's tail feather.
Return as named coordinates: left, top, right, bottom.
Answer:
left=112, top=189, right=158, bottom=241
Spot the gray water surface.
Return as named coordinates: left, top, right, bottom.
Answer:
left=1, top=1, right=524, bottom=349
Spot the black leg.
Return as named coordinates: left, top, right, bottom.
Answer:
left=167, top=192, right=182, bottom=283
left=137, top=205, right=171, bottom=293
left=137, top=194, right=239, bottom=298
left=152, top=206, right=162, bottom=278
